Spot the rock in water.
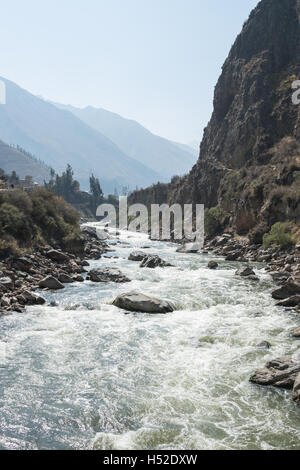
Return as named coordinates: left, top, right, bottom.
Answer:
left=39, top=276, right=65, bottom=290
left=235, top=267, right=255, bottom=277
left=113, top=292, right=174, bottom=314
left=272, top=281, right=300, bottom=300
left=256, top=341, right=271, bottom=349
left=139, top=255, right=173, bottom=268
left=208, top=261, right=218, bottom=269
left=250, top=356, right=300, bottom=390
left=128, top=251, right=147, bottom=262
left=292, top=328, right=300, bottom=338
left=276, top=296, right=300, bottom=308
left=176, top=243, right=200, bottom=254
left=89, top=268, right=130, bottom=283
left=292, top=373, right=300, bottom=405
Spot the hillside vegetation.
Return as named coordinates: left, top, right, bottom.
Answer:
left=0, top=187, right=81, bottom=259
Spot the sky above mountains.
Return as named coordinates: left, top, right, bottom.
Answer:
left=0, top=0, right=258, bottom=143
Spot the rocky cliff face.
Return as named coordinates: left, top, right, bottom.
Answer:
left=129, top=0, right=300, bottom=239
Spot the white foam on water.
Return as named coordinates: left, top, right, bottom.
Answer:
left=0, top=224, right=299, bottom=450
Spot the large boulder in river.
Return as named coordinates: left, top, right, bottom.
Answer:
left=272, top=280, right=300, bottom=300
left=250, top=356, right=300, bottom=390
left=235, top=267, right=255, bottom=277
left=176, top=243, right=200, bottom=254
left=89, top=268, right=130, bottom=283
left=208, top=261, right=218, bottom=270
left=276, top=296, right=300, bottom=308
left=113, top=292, right=174, bottom=314
left=39, top=276, right=64, bottom=290
left=140, top=255, right=173, bottom=269
left=128, top=251, right=147, bottom=262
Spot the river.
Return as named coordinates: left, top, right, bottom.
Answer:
left=0, top=224, right=299, bottom=450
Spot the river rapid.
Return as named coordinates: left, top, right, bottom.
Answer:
left=0, top=224, right=299, bottom=450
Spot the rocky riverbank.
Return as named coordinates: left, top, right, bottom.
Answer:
left=0, top=226, right=111, bottom=314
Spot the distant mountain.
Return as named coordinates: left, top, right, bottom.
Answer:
left=55, top=104, right=197, bottom=179
left=0, top=140, right=50, bottom=183
left=0, top=78, right=160, bottom=193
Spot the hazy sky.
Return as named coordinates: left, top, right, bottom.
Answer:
left=0, top=0, right=258, bottom=144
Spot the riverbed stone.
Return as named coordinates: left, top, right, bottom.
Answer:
left=140, top=255, right=173, bottom=268
left=272, top=281, right=300, bottom=300
left=128, top=251, right=147, bottom=262
left=0, top=277, right=13, bottom=290
left=89, top=268, right=130, bottom=283
left=21, top=290, right=46, bottom=305
left=46, top=249, right=70, bottom=263
left=113, top=292, right=174, bottom=314
left=256, top=341, right=271, bottom=349
left=292, top=327, right=300, bottom=338
left=39, top=276, right=65, bottom=290
left=208, top=261, right=218, bottom=270
left=58, top=273, right=75, bottom=284
left=250, top=356, right=300, bottom=390
left=235, top=267, right=255, bottom=277
left=276, top=295, right=300, bottom=308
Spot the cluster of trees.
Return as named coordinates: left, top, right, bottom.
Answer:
left=0, top=168, right=20, bottom=186
left=45, top=164, right=117, bottom=216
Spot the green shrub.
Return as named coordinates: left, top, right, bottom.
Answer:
left=204, top=206, right=228, bottom=238
left=0, top=187, right=81, bottom=257
left=263, top=222, right=295, bottom=250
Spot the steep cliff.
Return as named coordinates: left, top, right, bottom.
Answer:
left=129, top=0, right=300, bottom=240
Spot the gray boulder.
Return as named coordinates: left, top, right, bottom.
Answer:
left=58, top=273, right=75, bottom=284
left=256, top=341, right=271, bottom=349
left=128, top=251, right=147, bottom=262
left=46, top=249, right=69, bottom=263
left=235, top=267, right=255, bottom=277
left=21, top=290, right=46, bottom=305
left=140, top=255, right=173, bottom=269
left=250, top=356, right=300, bottom=390
left=0, top=277, right=13, bottom=290
left=272, top=281, right=300, bottom=300
left=113, top=292, right=174, bottom=314
left=276, top=295, right=300, bottom=308
left=89, top=268, right=130, bottom=283
left=208, top=261, right=218, bottom=270
left=39, top=276, right=64, bottom=290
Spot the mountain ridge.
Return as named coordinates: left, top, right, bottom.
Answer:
left=55, top=103, right=197, bottom=179
left=0, top=77, right=161, bottom=193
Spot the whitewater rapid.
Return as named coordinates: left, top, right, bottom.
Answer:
left=0, top=224, right=299, bottom=450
